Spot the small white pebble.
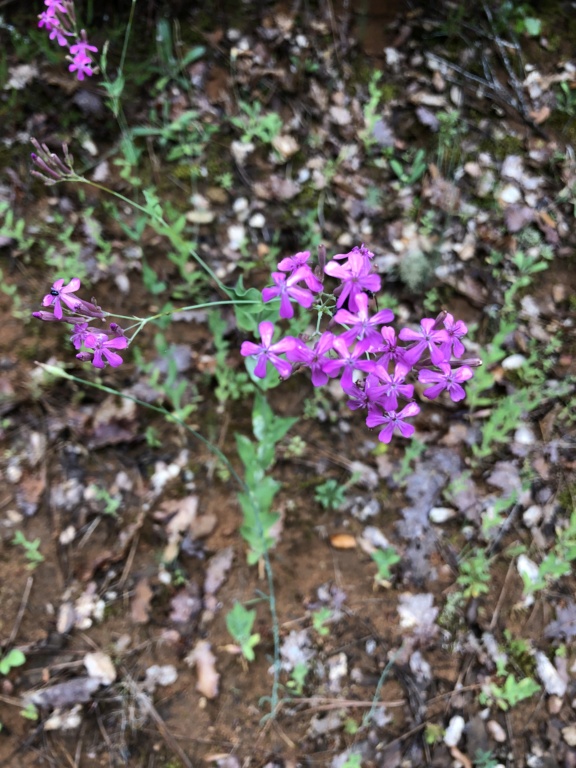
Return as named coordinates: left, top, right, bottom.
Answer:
left=444, top=715, right=465, bottom=747
left=502, top=354, right=527, bottom=370
left=248, top=213, right=265, bottom=228
left=487, top=719, right=507, bottom=742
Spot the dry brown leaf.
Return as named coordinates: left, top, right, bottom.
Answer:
left=131, top=577, right=153, bottom=624
left=185, top=640, right=220, bottom=699
left=329, top=533, right=356, bottom=550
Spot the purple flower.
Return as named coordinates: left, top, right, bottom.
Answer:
left=277, top=250, right=311, bottom=272
left=366, top=402, right=421, bottom=443
left=399, top=318, right=450, bottom=366
left=418, top=363, right=473, bottom=402
left=69, top=54, right=94, bottom=81
left=44, top=0, right=68, bottom=12
left=441, top=313, right=468, bottom=359
left=69, top=39, right=98, bottom=58
left=240, top=321, right=297, bottom=379
left=277, top=251, right=323, bottom=292
left=70, top=322, right=89, bottom=349
left=376, top=326, right=407, bottom=367
left=286, top=332, right=334, bottom=387
left=262, top=268, right=316, bottom=319
left=371, top=362, right=414, bottom=411
left=81, top=333, right=128, bottom=368
left=324, top=250, right=381, bottom=312
left=38, top=13, right=67, bottom=46
left=333, top=292, right=394, bottom=353
left=42, top=277, right=82, bottom=319
left=321, top=336, right=374, bottom=390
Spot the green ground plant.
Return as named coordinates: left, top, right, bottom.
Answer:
left=225, top=602, right=260, bottom=663
left=236, top=393, right=296, bottom=564
left=11, top=531, right=44, bottom=569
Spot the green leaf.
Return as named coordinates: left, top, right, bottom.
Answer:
left=523, top=17, right=541, bottom=36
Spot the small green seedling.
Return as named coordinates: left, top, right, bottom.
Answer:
left=314, top=478, right=347, bottom=510
left=390, top=148, right=427, bottom=185
left=457, top=551, right=491, bottom=598
left=0, top=649, right=26, bottom=676
left=480, top=674, right=540, bottom=710
left=226, top=602, right=260, bottom=663
left=20, top=702, right=39, bottom=721
left=341, top=754, right=362, bottom=768
left=286, top=661, right=308, bottom=695
left=12, top=531, right=44, bottom=569
left=312, top=606, right=332, bottom=637
left=371, top=547, right=401, bottom=585
left=88, top=484, right=122, bottom=517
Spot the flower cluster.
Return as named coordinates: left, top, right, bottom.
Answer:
left=241, top=246, right=481, bottom=443
left=33, top=278, right=129, bottom=369
left=38, top=0, right=97, bottom=81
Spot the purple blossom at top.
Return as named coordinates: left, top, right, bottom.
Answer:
left=366, top=402, right=421, bottom=443
left=38, top=13, right=67, bottom=45
left=399, top=318, right=450, bottom=366
left=42, top=277, right=82, bottom=319
left=418, top=363, right=473, bottom=402
left=277, top=250, right=311, bottom=272
left=240, top=321, right=297, bottom=379
left=81, top=333, right=128, bottom=369
left=276, top=252, right=324, bottom=292
left=333, top=291, right=394, bottom=353
left=262, top=267, right=318, bottom=319
left=44, top=0, right=68, bottom=14
left=324, top=249, right=381, bottom=312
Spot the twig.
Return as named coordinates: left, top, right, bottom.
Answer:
left=489, top=557, right=516, bottom=630
left=6, top=576, right=33, bottom=648
left=122, top=672, right=193, bottom=768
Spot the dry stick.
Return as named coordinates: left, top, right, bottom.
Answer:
left=482, top=1, right=529, bottom=117
left=489, top=556, right=516, bottom=630
left=6, top=575, right=33, bottom=647
left=122, top=672, right=193, bottom=768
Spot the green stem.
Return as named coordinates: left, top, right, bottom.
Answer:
left=119, top=0, right=138, bottom=76
left=72, top=177, right=231, bottom=297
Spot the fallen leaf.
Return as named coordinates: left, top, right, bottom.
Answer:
left=204, top=547, right=234, bottom=596
left=142, top=664, right=178, bottom=692
left=84, top=652, right=116, bottom=685
left=329, top=533, right=356, bottom=549
left=131, top=577, right=153, bottom=624
left=185, top=640, right=220, bottom=699
left=29, top=678, right=101, bottom=708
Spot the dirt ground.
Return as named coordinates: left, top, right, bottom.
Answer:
left=1, top=1, right=576, bottom=767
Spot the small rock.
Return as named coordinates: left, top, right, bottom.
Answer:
left=487, top=719, right=507, bottom=742
left=429, top=506, right=457, bottom=523
left=230, top=140, right=255, bottom=164
left=523, top=505, right=542, bottom=527
left=562, top=724, right=576, bottom=746
left=329, top=106, right=352, bottom=126
left=514, top=425, right=536, bottom=445
left=186, top=209, right=215, bottom=225
left=498, top=184, right=522, bottom=205
left=248, top=213, right=265, bottom=228
left=444, top=715, right=465, bottom=747
left=502, top=354, right=527, bottom=370
left=227, top=224, right=246, bottom=251
left=272, top=134, right=299, bottom=159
